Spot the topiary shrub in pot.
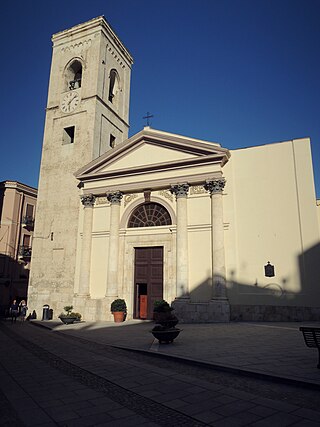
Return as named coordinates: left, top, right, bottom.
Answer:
left=111, top=299, right=127, bottom=322
left=153, top=300, right=178, bottom=327
left=151, top=300, right=181, bottom=343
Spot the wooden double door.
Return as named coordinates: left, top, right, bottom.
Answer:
left=134, top=247, right=163, bottom=320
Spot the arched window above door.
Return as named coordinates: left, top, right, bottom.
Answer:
left=128, top=203, right=172, bottom=228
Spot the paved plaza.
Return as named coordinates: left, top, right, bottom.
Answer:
left=0, top=319, right=319, bottom=426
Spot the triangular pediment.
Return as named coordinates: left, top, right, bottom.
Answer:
left=75, top=127, right=230, bottom=181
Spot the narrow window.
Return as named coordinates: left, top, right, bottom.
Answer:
left=26, top=204, right=34, bottom=219
left=0, top=256, right=5, bottom=277
left=108, top=69, right=119, bottom=105
left=23, top=234, right=31, bottom=248
left=110, top=134, right=116, bottom=148
left=63, top=126, right=75, bottom=144
left=22, top=204, right=34, bottom=228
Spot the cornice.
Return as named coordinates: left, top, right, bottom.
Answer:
left=52, top=16, right=133, bottom=65
left=77, top=153, right=225, bottom=182
left=81, top=171, right=222, bottom=195
left=0, top=181, right=38, bottom=197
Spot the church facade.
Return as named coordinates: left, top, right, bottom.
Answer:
left=28, top=17, right=320, bottom=322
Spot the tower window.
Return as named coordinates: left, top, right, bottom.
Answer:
left=63, top=126, right=75, bottom=144
left=65, top=60, right=82, bottom=90
left=108, top=69, right=120, bottom=105
left=110, top=134, right=116, bottom=148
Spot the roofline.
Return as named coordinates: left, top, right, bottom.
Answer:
left=75, top=127, right=230, bottom=178
left=139, top=127, right=221, bottom=147
left=230, top=137, right=311, bottom=152
left=52, top=16, right=133, bottom=65
left=0, top=180, right=38, bottom=197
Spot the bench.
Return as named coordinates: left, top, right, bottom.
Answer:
left=299, top=327, right=320, bottom=369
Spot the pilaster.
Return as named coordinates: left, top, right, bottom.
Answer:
left=77, top=194, right=95, bottom=296
left=170, top=183, right=190, bottom=299
left=105, top=191, right=123, bottom=297
left=204, top=178, right=228, bottom=300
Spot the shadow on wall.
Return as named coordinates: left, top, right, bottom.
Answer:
left=184, top=241, right=320, bottom=321
left=225, top=241, right=320, bottom=321
left=298, top=242, right=320, bottom=300
left=0, top=253, right=29, bottom=317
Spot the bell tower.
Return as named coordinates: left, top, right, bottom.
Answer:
left=28, top=17, right=133, bottom=315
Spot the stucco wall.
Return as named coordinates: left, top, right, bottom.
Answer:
left=223, top=138, right=320, bottom=308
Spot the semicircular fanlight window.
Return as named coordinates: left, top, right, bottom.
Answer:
left=128, top=203, right=172, bottom=228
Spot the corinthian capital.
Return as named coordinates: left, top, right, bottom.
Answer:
left=80, top=194, right=96, bottom=207
left=204, top=178, right=226, bottom=195
left=106, top=191, right=123, bottom=204
left=170, top=183, right=189, bottom=199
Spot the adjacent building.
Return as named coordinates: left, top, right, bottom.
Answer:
left=0, top=181, right=37, bottom=315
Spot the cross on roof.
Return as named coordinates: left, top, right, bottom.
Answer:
left=143, top=112, right=154, bottom=126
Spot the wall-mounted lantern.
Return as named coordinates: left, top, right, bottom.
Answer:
left=264, top=261, right=275, bottom=277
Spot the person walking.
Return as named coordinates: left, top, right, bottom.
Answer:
left=10, top=300, right=19, bottom=323
left=19, top=300, right=28, bottom=322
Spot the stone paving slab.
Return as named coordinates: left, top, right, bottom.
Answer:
left=34, top=320, right=320, bottom=387
left=1, top=321, right=320, bottom=427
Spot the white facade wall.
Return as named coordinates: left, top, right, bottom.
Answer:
left=223, top=138, right=320, bottom=317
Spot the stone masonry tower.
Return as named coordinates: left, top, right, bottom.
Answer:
left=28, top=17, right=133, bottom=317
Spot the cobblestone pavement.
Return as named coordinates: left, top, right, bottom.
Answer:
left=0, top=320, right=320, bottom=426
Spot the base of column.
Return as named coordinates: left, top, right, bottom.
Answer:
left=172, top=299, right=230, bottom=323
left=209, top=299, right=230, bottom=322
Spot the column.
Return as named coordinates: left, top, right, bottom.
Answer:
left=204, top=178, right=227, bottom=299
left=170, top=183, right=190, bottom=299
left=105, top=191, right=123, bottom=297
left=78, top=194, right=95, bottom=296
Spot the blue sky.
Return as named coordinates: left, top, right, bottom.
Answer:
left=1, top=0, right=319, bottom=197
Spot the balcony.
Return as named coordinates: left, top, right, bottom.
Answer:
left=22, top=216, right=34, bottom=230
left=18, top=246, right=32, bottom=260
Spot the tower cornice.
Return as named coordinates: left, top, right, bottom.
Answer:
left=52, top=16, right=133, bottom=65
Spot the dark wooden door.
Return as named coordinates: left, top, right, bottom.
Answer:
left=134, top=247, right=163, bottom=319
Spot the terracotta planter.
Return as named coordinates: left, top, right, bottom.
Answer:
left=113, top=311, right=125, bottom=323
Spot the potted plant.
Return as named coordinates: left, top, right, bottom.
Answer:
left=111, top=299, right=127, bottom=322
left=151, top=300, right=181, bottom=343
left=58, top=305, right=81, bottom=324
left=153, top=299, right=178, bottom=327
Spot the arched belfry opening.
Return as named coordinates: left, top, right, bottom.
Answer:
left=128, top=202, right=172, bottom=228
left=65, top=59, right=82, bottom=90
left=108, top=69, right=120, bottom=105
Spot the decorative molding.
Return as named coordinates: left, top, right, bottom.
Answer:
left=158, top=190, right=173, bottom=202
left=204, top=178, right=226, bottom=195
left=190, top=185, right=206, bottom=195
left=61, top=39, right=92, bottom=54
left=80, top=194, right=96, bottom=207
left=106, top=191, right=123, bottom=204
left=95, top=196, right=109, bottom=205
left=124, top=194, right=138, bottom=207
left=170, top=183, right=190, bottom=199
left=106, top=43, right=126, bottom=69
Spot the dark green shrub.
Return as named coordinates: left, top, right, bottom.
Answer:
left=111, top=299, right=127, bottom=312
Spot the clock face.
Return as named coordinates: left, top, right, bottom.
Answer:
left=61, top=92, right=80, bottom=113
